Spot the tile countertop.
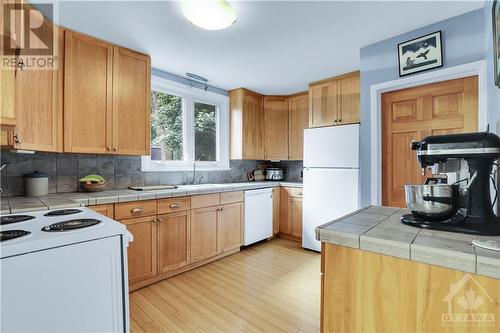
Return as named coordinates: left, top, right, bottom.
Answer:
left=0, top=181, right=302, bottom=215
left=316, top=206, right=500, bottom=280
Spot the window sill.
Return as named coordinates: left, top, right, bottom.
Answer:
left=141, top=157, right=230, bottom=172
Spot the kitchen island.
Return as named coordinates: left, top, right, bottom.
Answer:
left=316, top=206, right=500, bottom=333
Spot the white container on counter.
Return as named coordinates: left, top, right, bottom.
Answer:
left=23, top=171, right=49, bottom=196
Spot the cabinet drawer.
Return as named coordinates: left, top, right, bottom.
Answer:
left=157, top=197, right=191, bottom=214
left=289, top=187, right=303, bottom=198
left=191, top=193, right=221, bottom=209
left=115, top=200, right=157, bottom=220
left=89, top=204, right=114, bottom=219
left=220, top=191, right=243, bottom=205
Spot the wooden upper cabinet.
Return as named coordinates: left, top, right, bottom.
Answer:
left=64, top=30, right=113, bottom=154
left=190, top=206, right=219, bottom=263
left=288, top=92, right=308, bottom=160
left=0, top=70, right=16, bottom=128
left=309, top=79, right=339, bottom=128
left=264, top=96, right=288, bottom=160
left=338, top=74, right=360, bottom=125
left=13, top=27, right=63, bottom=152
left=121, top=215, right=157, bottom=284
left=309, top=71, right=360, bottom=128
left=229, top=88, right=264, bottom=160
left=112, top=46, right=151, bottom=155
left=218, top=202, right=243, bottom=253
left=157, top=211, right=190, bottom=273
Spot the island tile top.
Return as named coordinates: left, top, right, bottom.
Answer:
left=316, top=206, right=500, bottom=280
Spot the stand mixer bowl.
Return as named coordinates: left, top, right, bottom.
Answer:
left=404, top=184, right=461, bottom=221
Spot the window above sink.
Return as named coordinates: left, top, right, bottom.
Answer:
left=142, top=76, right=230, bottom=172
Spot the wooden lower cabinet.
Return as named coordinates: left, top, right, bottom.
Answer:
left=279, top=187, right=303, bottom=240
left=272, top=187, right=280, bottom=235
left=190, top=206, right=219, bottom=263
left=89, top=204, right=114, bottom=218
left=121, top=215, right=157, bottom=284
left=322, top=244, right=500, bottom=333
left=157, top=211, right=190, bottom=273
left=218, top=202, right=243, bottom=253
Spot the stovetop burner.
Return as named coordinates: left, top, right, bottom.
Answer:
left=0, top=215, right=35, bottom=225
left=0, top=230, right=31, bottom=242
left=44, top=209, right=82, bottom=217
left=42, top=218, right=101, bottom=232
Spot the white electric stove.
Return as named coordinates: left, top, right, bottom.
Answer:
left=0, top=207, right=133, bottom=333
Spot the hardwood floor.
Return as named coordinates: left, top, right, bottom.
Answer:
left=130, top=238, right=321, bottom=333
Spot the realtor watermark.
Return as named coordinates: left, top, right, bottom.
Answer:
left=441, top=273, right=496, bottom=328
left=1, top=1, right=59, bottom=70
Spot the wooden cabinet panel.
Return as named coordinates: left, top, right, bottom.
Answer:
left=288, top=92, right=309, bottom=160
left=112, top=46, right=151, bottom=155
left=279, top=187, right=303, bottom=240
left=0, top=67, right=16, bottom=128
left=157, top=196, right=191, bottom=214
left=220, top=191, right=243, bottom=205
left=229, top=88, right=264, bottom=160
left=272, top=187, right=280, bottom=235
left=309, top=80, right=339, bottom=128
left=218, top=202, right=243, bottom=253
left=290, top=196, right=303, bottom=239
left=114, top=200, right=157, bottom=220
left=190, top=206, right=219, bottom=263
left=14, top=27, right=62, bottom=152
left=64, top=30, right=113, bottom=154
left=89, top=204, right=114, bottom=219
left=121, top=215, right=157, bottom=284
left=339, top=75, right=360, bottom=125
left=157, top=211, right=190, bottom=273
left=264, top=96, right=289, bottom=160
left=191, top=193, right=220, bottom=209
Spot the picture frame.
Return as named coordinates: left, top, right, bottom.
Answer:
left=397, top=31, right=443, bottom=77
left=493, top=0, right=500, bottom=87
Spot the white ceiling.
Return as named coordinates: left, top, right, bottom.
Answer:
left=51, top=0, right=484, bottom=95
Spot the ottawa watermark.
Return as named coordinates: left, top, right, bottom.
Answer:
left=1, top=1, right=59, bottom=70
left=441, top=273, right=496, bottom=328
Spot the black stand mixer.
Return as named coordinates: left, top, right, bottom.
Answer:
left=402, top=131, right=500, bottom=235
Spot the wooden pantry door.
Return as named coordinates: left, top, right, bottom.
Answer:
left=382, top=76, right=478, bottom=208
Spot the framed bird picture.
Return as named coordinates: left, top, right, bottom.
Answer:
left=397, top=31, right=443, bottom=77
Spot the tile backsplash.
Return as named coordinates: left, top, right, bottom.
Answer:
left=0, top=151, right=303, bottom=196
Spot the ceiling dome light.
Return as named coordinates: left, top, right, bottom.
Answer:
left=181, top=0, right=237, bottom=30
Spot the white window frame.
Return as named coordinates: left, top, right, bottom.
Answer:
left=142, top=76, right=230, bottom=172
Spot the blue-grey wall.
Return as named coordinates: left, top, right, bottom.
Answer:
left=359, top=9, right=489, bottom=206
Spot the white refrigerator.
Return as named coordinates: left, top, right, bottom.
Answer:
left=302, top=124, right=360, bottom=251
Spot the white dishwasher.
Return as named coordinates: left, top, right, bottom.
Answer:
left=244, top=188, right=273, bottom=246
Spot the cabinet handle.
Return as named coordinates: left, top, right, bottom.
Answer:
left=113, top=147, right=117, bottom=152
left=106, top=146, right=111, bottom=151
left=131, top=207, right=143, bottom=214
left=169, top=203, right=181, bottom=209
left=13, top=135, right=22, bottom=144
left=156, top=217, right=163, bottom=223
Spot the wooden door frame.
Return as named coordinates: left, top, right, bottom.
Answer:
left=369, top=60, right=488, bottom=205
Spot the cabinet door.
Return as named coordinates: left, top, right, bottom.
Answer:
left=242, top=91, right=264, bottom=159
left=112, top=46, right=151, bottom=155
left=272, top=187, right=280, bottom=235
left=290, top=196, right=303, bottom=239
left=264, top=96, right=288, bottom=160
left=309, top=80, right=339, bottom=128
left=89, top=204, right=114, bottom=219
left=288, top=92, right=309, bottom=160
left=0, top=69, right=15, bottom=128
left=121, top=215, right=157, bottom=284
left=339, top=74, right=360, bottom=125
left=14, top=27, right=62, bottom=152
left=279, top=187, right=292, bottom=235
left=190, top=206, right=219, bottom=263
left=218, top=202, right=242, bottom=253
left=157, top=211, right=190, bottom=273
left=64, top=30, right=113, bottom=154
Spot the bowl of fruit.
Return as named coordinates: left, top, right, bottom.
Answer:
left=79, top=175, right=106, bottom=192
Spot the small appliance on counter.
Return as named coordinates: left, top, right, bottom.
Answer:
left=23, top=171, right=48, bottom=196
left=247, top=169, right=266, bottom=181
left=265, top=168, right=284, bottom=181
left=403, top=131, right=500, bottom=235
